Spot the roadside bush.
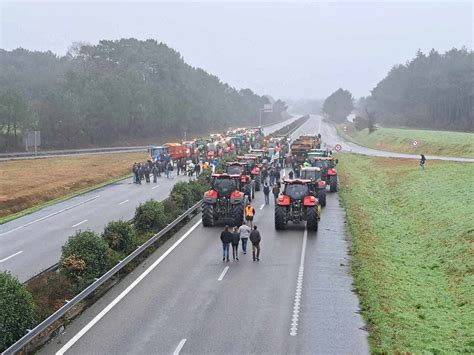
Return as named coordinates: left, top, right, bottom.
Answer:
left=0, top=272, right=37, bottom=351
left=354, top=116, right=369, bottom=131
left=188, top=180, right=208, bottom=202
left=27, top=272, right=75, bottom=320
left=163, top=198, right=183, bottom=222
left=102, top=220, right=137, bottom=254
left=170, top=182, right=194, bottom=210
left=197, top=169, right=212, bottom=185
left=134, top=199, right=167, bottom=233
left=60, top=231, right=109, bottom=287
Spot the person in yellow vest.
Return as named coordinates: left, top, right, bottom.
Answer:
left=245, top=203, right=255, bottom=228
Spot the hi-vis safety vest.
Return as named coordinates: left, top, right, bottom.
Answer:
left=245, top=206, right=254, bottom=217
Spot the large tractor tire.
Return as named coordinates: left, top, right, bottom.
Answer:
left=202, top=203, right=215, bottom=227
left=275, top=205, right=287, bottom=230
left=318, top=190, right=327, bottom=207
left=232, top=203, right=244, bottom=227
left=254, top=175, right=261, bottom=191
left=243, top=185, right=252, bottom=202
left=306, top=207, right=318, bottom=232
left=329, top=175, right=338, bottom=192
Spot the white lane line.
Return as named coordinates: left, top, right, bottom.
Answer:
left=0, top=195, right=100, bottom=237
left=55, top=219, right=202, bottom=355
left=152, top=185, right=160, bottom=190
left=260, top=203, right=265, bottom=210
left=71, top=219, right=88, bottom=228
left=218, top=266, right=230, bottom=281
left=118, top=199, right=129, bottom=205
left=290, top=229, right=308, bottom=337
left=0, top=250, right=23, bottom=263
left=173, top=339, right=187, bottom=355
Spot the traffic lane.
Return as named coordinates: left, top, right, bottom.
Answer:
left=317, top=115, right=474, bottom=163
left=295, top=194, right=369, bottom=354
left=41, top=191, right=305, bottom=354
left=0, top=175, right=189, bottom=281
left=262, top=116, right=299, bottom=136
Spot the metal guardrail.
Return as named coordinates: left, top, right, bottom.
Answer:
left=2, top=200, right=203, bottom=355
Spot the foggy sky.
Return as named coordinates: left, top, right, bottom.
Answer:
left=1, top=1, right=472, bottom=99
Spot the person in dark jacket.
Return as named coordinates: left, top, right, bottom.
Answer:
left=263, top=183, right=270, bottom=205
left=231, top=226, right=240, bottom=261
left=272, top=184, right=280, bottom=201
left=151, top=164, right=158, bottom=183
left=144, top=165, right=151, bottom=183
left=249, top=225, right=261, bottom=261
left=220, top=225, right=233, bottom=262
left=288, top=170, right=294, bottom=179
left=420, top=154, right=426, bottom=170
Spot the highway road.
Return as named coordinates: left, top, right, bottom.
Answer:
left=0, top=117, right=298, bottom=282
left=316, top=115, right=474, bottom=163
left=39, top=116, right=369, bottom=355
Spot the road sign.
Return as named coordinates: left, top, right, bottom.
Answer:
left=263, top=104, right=273, bottom=113
left=413, top=140, right=418, bottom=146
left=335, top=144, right=342, bottom=151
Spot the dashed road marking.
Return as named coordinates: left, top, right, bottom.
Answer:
left=290, top=229, right=308, bottom=336
left=152, top=185, right=160, bottom=189
left=118, top=199, right=129, bottom=205
left=0, top=250, right=23, bottom=263
left=218, top=266, right=230, bottom=281
left=173, top=339, right=187, bottom=355
left=72, top=219, right=88, bottom=228
left=0, top=195, right=99, bottom=237
left=260, top=204, right=265, bottom=210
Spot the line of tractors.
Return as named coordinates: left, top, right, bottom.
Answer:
left=201, top=130, right=339, bottom=232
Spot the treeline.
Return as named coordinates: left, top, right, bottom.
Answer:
left=367, top=48, right=473, bottom=131
left=323, top=48, right=473, bottom=132
left=0, top=38, right=286, bottom=151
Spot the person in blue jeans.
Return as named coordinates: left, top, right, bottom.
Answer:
left=263, top=183, right=270, bottom=205
left=220, top=225, right=233, bottom=262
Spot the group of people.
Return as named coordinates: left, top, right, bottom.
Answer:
left=131, top=158, right=203, bottom=184
left=220, top=222, right=262, bottom=262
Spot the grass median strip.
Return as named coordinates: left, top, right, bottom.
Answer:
left=337, top=153, right=473, bottom=353
left=337, top=125, right=474, bottom=158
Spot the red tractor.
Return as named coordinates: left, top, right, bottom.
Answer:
left=225, top=162, right=255, bottom=201
left=274, top=179, right=321, bottom=231
left=202, top=174, right=246, bottom=227
left=299, top=166, right=327, bottom=207
left=238, top=154, right=263, bottom=191
left=311, top=157, right=338, bottom=192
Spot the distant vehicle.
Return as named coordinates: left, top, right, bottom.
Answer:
left=300, top=166, right=327, bottom=207
left=148, top=146, right=168, bottom=161
left=164, top=143, right=188, bottom=160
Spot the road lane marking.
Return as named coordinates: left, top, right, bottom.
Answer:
left=71, top=219, right=88, bottom=228
left=218, top=266, right=229, bottom=281
left=290, top=229, right=308, bottom=336
left=152, top=185, right=160, bottom=189
left=55, top=219, right=202, bottom=355
left=173, top=339, right=187, bottom=355
left=0, top=195, right=100, bottom=237
left=0, top=250, right=23, bottom=263
left=260, top=204, right=265, bottom=210
left=118, top=199, right=129, bottom=205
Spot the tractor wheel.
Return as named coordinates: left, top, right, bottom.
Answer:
left=318, top=190, right=327, bottom=207
left=329, top=175, right=338, bottom=192
left=202, top=203, right=215, bottom=227
left=232, top=203, right=244, bottom=227
left=275, top=205, right=287, bottom=230
left=254, top=175, right=261, bottom=191
left=306, top=207, right=318, bottom=232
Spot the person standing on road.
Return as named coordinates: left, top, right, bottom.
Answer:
left=231, top=226, right=240, bottom=261
left=152, top=163, right=159, bottom=183
left=288, top=170, right=294, bottom=179
left=239, top=221, right=251, bottom=254
left=245, top=203, right=256, bottom=228
left=263, top=183, right=270, bottom=205
left=420, top=154, right=426, bottom=170
left=220, top=225, right=233, bottom=262
left=249, top=225, right=261, bottom=261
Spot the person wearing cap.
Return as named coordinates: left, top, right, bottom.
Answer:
left=220, top=225, right=233, bottom=262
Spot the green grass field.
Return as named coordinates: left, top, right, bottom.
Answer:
left=337, top=154, right=473, bottom=353
left=337, top=125, right=474, bottom=158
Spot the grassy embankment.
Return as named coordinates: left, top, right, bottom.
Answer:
left=337, top=124, right=474, bottom=158
left=0, top=152, right=145, bottom=223
left=337, top=154, right=473, bottom=353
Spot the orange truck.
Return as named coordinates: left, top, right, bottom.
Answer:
left=164, top=143, right=188, bottom=160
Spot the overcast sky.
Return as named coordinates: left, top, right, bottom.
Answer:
left=1, top=1, right=472, bottom=99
